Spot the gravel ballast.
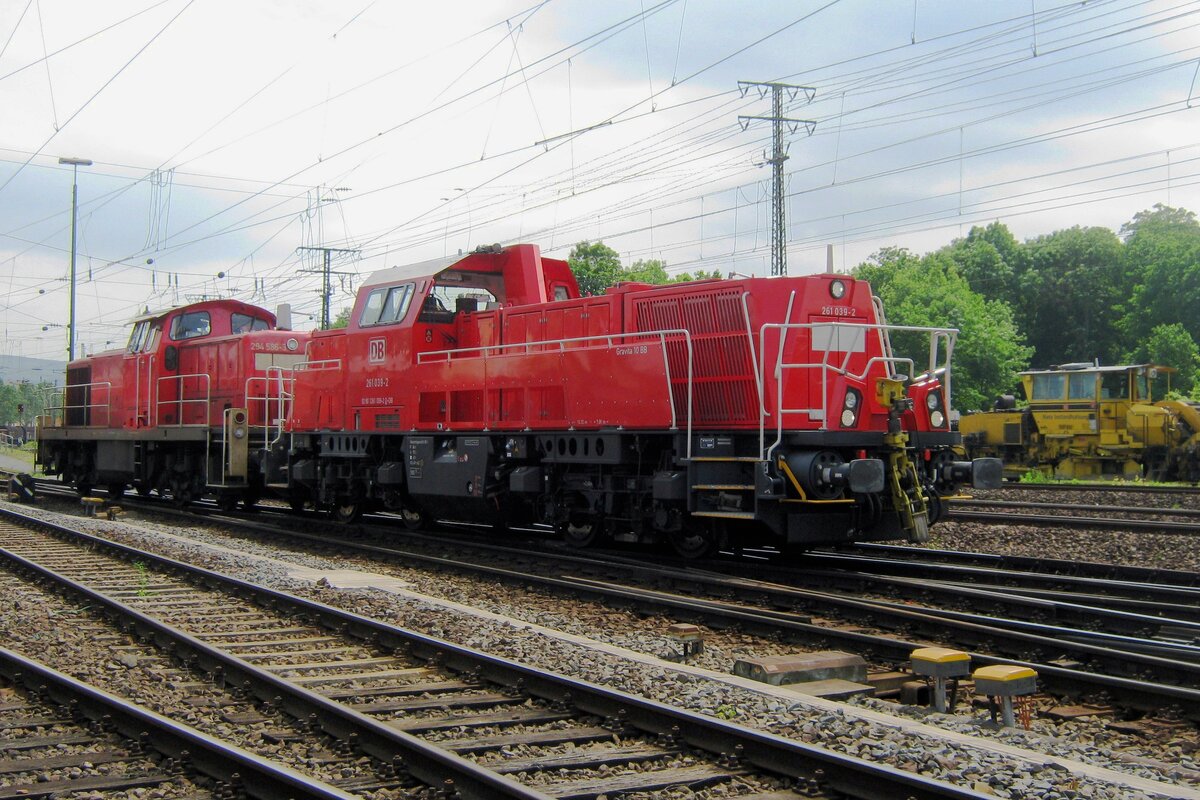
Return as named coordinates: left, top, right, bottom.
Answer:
left=2, top=499, right=1194, bottom=799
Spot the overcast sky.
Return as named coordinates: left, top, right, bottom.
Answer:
left=1, top=0, right=1197, bottom=362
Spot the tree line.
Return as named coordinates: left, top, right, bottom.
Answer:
left=566, top=204, right=1200, bottom=412
left=850, top=204, right=1200, bottom=410
left=1, top=380, right=53, bottom=431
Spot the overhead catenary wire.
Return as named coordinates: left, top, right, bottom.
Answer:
left=7, top=0, right=1200, bottom=356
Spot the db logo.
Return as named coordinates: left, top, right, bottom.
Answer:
left=368, top=338, right=386, bottom=364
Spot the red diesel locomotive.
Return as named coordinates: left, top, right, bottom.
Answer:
left=36, top=243, right=998, bottom=556
left=274, top=243, right=998, bottom=556
left=37, top=299, right=308, bottom=508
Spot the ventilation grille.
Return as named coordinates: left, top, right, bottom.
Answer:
left=632, top=288, right=757, bottom=425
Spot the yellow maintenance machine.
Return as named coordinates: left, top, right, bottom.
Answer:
left=959, top=363, right=1200, bottom=481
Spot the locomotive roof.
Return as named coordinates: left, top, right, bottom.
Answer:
left=128, top=298, right=274, bottom=324
left=1019, top=363, right=1175, bottom=375
left=361, top=254, right=466, bottom=288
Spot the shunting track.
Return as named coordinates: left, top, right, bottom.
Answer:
left=27, top=481, right=1200, bottom=721
left=0, top=504, right=991, bottom=800
left=0, top=645, right=355, bottom=800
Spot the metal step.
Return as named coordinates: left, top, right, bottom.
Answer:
left=691, top=511, right=756, bottom=520
left=688, top=456, right=764, bottom=463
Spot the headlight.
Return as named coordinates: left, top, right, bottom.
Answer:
left=829, top=280, right=846, bottom=299
left=926, top=391, right=940, bottom=410
left=233, top=427, right=246, bottom=439
left=841, top=389, right=860, bottom=427
left=286, top=337, right=299, bottom=351
left=930, top=410, right=945, bottom=427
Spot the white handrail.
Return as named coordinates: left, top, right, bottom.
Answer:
left=38, top=381, right=114, bottom=428
left=155, top=373, right=212, bottom=428
left=740, top=292, right=767, bottom=417
left=757, top=320, right=959, bottom=460
left=294, top=358, right=343, bottom=372
left=416, top=328, right=695, bottom=454
left=245, top=367, right=296, bottom=447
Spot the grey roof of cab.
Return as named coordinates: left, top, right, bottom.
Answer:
left=1019, top=363, right=1174, bottom=375
left=361, top=254, right=464, bottom=288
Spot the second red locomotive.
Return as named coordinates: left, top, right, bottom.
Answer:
left=37, top=299, right=308, bottom=509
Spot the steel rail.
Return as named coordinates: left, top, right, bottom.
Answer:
left=720, top=564, right=1200, bottom=642
left=0, top=540, right=550, bottom=800
left=28, top=477, right=1200, bottom=638
left=787, top=553, right=1200, bottom=609
left=952, top=498, right=1200, bottom=518
left=24, top=491, right=1200, bottom=718
left=0, top=504, right=991, bottom=800
left=837, top=542, right=1200, bottom=588
left=946, top=508, right=1200, bottom=533
left=997, top=482, right=1200, bottom=495
left=0, top=645, right=357, bottom=800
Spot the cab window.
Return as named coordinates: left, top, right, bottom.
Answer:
left=1030, top=373, right=1065, bottom=400
left=169, top=311, right=211, bottom=341
left=1100, top=372, right=1129, bottom=400
left=1067, top=373, right=1096, bottom=401
left=231, top=313, right=270, bottom=334
left=126, top=320, right=150, bottom=353
left=360, top=284, right=414, bottom=326
left=143, top=324, right=161, bottom=353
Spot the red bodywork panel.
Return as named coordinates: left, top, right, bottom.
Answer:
left=288, top=245, right=952, bottom=436
left=61, top=299, right=309, bottom=432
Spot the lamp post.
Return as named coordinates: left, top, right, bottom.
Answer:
left=59, top=156, right=92, bottom=362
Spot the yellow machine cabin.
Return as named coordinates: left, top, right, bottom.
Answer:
left=960, top=363, right=1200, bottom=481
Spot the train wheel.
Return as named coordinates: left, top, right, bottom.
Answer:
left=669, top=522, right=719, bottom=559
left=923, top=485, right=944, bottom=525
left=217, top=494, right=239, bottom=513
left=332, top=502, right=362, bottom=524
left=400, top=506, right=426, bottom=531
left=169, top=478, right=192, bottom=508
left=242, top=485, right=262, bottom=512
left=107, top=483, right=125, bottom=500
left=136, top=484, right=153, bottom=497
left=563, top=516, right=605, bottom=549
left=289, top=497, right=307, bottom=513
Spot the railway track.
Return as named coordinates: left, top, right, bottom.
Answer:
left=831, top=542, right=1200, bottom=588
left=947, top=504, right=1200, bottom=533
left=0, top=645, right=355, bottom=800
left=27, top=481, right=1200, bottom=720
left=998, top=482, right=1200, bottom=495
left=0, top=504, right=988, bottom=800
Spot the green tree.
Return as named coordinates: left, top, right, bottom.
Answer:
left=673, top=269, right=725, bottom=282
left=1126, top=323, right=1200, bottom=396
left=331, top=307, right=352, bottom=329
left=1121, top=205, right=1200, bottom=344
left=0, top=380, right=52, bottom=428
left=568, top=241, right=624, bottom=296
left=625, top=258, right=670, bottom=284
left=567, top=243, right=724, bottom=292
left=940, top=222, right=1024, bottom=306
left=1013, top=225, right=1125, bottom=366
left=854, top=250, right=1032, bottom=411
